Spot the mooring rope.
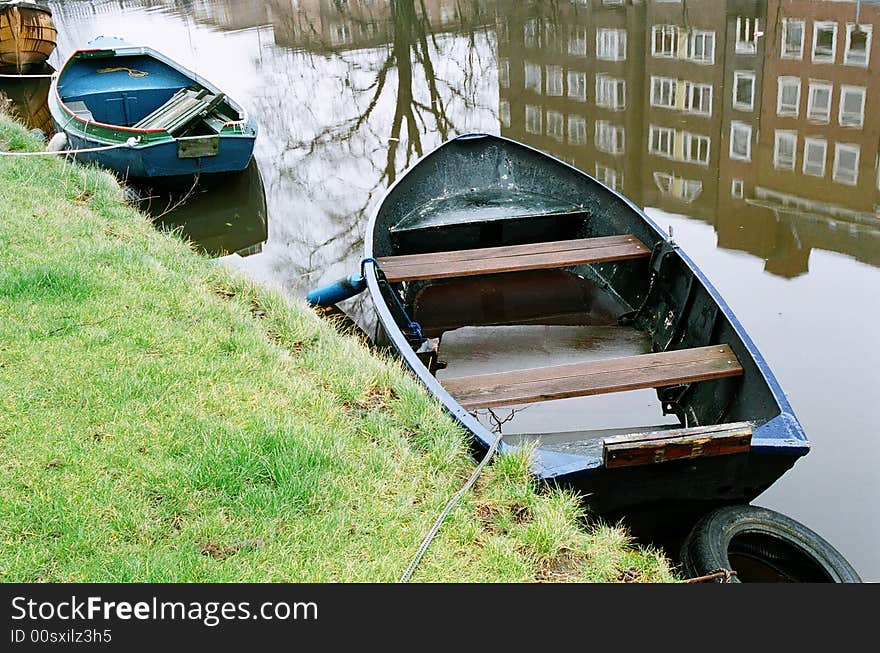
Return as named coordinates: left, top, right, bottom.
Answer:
left=683, top=568, right=738, bottom=583
left=0, top=137, right=140, bottom=157
left=399, top=432, right=504, bottom=583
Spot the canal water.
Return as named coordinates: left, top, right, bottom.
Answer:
left=3, top=0, right=877, bottom=580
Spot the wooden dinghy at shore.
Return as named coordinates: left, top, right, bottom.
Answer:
left=365, top=134, right=811, bottom=523
left=0, top=1, right=56, bottom=73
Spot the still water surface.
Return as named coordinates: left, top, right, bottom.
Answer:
left=4, top=0, right=877, bottom=579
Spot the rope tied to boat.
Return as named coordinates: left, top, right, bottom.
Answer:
left=0, top=137, right=141, bottom=157
left=96, top=67, right=149, bottom=78
left=399, top=432, right=503, bottom=583
left=683, top=568, right=738, bottom=583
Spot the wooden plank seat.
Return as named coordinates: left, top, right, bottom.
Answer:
left=134, top=88, right=226, bottom=135
left=442, top=344, right=743, bottom=410
left=377, top=235, right=651, bottom=283
left=602, top=422, right=753, bottom=468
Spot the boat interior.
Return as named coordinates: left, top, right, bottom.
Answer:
left=57, top=52, right=243, bottom=134
left=371, top=142, right=787, bottom=463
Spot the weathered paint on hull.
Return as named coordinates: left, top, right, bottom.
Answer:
left=0, top=4, right=57, bottom=73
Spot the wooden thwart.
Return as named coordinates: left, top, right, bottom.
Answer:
left=603, top=422, right=753, bottom=468
left=442, top=344, right=743, bottom=410
left=377, top=235, right=650, bottom=282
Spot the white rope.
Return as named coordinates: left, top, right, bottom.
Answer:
left=0, top=138, right=139, bottom=157
left=399, top=432, right=504, bottom=583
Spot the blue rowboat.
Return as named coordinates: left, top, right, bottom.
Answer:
left=365, top=134, right=810, bottom=526
left=48, top=37, right=257, bottom=178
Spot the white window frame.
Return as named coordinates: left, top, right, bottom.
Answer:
left=844, top=24, right=872, bottom=67
left=652, top=25, right=678, bottom=58
left=650, top=76, right=677, bottom=109
left=838, top=85, right=866, bottom=128
left=731, top=178, right=744, bottom=199
left=812, top=21, right=837, bottom=64
left=687, top=30, right=715, bottom=64
left=832, top=143, right=860, bottom=185
left=802, top=137, right=827, bottom=177
left=595, top=120, right=625, bottom=154
left=569, top=27, right=588, bottom=57
left=596, top=28, right=627, bottom=61
left=736, top=16, right=759, bottom=54
left=781, top=18, right=805, bottom=59
left=525, top=105, right=542, bottom=135
left=546, top=110, right=564, bottom=142
left=524, top=18, right=538, bottom=48
left=682, top=132, right=711, bottom=165
left=733, top=71, right=755, bottom=111
left=684, top=82, right=712, bottom=116
left=499, top=100, right=510, bottom=129
left=596, top=74, right=626, bottom=110
left=681, top=179, right=703, bottom=202
left=567, top=70, right=587, bottom=101
left=807, top=81, right=833, bottom=123
left=654, top=172, right=673, bottom=194
left=524, top=61, right=542, bottom=92
left=499, top=59, right=510, bottom=89
left=729, top=122, right=752, bottom=161
left=776, top=76, right=801, bottom=117
left=773, top=130, right=798, bottom=170
left=546, top=65, right=564, bottom=97
left=648, top=124, right=675, bottom=158
left=568, top=115, right=587, bottom=145
left=595, top=164, right=622, bottom=191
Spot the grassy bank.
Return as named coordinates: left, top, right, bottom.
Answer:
left=0, top=114, right=673, bottom=582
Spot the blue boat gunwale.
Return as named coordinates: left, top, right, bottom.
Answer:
left=49, top=40, right=253, bottom=146
left=365, top=133, right=810, bottom=481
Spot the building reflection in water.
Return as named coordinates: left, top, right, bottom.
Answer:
left=43, top=0, right=880, bottom=280
left=497, top=0, right=880, bottom=277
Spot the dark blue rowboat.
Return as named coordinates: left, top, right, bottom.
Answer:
left=365, top=134, right=810, bottom=523
left=48, top=37, right=257, bottom=178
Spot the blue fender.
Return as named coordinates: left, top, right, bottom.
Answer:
left=306, top=273, right=367, bottom=307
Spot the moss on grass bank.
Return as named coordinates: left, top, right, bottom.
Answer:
left=0, top=114, right=674, bottom=582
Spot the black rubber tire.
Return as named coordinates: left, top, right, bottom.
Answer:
left=680, top=505, right=861, bottom=583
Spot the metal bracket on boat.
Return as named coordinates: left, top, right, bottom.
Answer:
left=618, top=239, right=677, bottom=327
left=373, top=263, right=427, bottom=350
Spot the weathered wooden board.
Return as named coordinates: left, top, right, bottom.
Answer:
left=603, top=422, right=753, bottom=468
left=377, top=235, right=650, bottom=282
left=442, top=345, right=743, bottom=410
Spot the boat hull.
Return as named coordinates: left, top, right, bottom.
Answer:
left=59, top=128, right=257, bottom=178
left=0, top=2, right=56, bottom=73
left=365, top=134, right=810, bottom=517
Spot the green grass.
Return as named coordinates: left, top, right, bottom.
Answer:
left=0, top=113, right=674, bottom=582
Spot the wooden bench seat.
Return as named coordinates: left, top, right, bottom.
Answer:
left=442, top=345, right=743, bottom=410
left=377, top=235, right=650, bottom=283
